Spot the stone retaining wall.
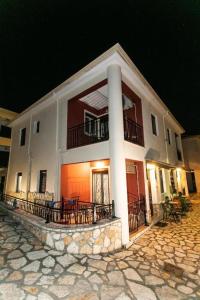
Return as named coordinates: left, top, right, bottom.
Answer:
left=0, top=204, right=122, bottom=254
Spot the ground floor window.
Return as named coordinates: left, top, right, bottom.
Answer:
left=16, top=172, right=22, bottom=192
left=170, top=169, right=176, bottom=194
left=39, top=170, right=47, bottom=193
left=186, top=171, right=197, bottom=193
left=0, top=176, right=5, bottom=193
left=159, top=169, right=164, bottom=193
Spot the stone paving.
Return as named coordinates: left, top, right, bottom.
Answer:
left=1, top=203, right=200, bottom=300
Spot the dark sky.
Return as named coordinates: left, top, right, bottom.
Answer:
left=0, top=0, right=200, bottom=134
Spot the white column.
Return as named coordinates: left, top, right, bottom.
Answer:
left=26, top=114, right=33, bottom=199
left=144, top=163, right=152, bottom=224
left=107, top=64, right=129, bottom=245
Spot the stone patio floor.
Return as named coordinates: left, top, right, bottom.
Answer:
left=1, top=202, right=200, bottom=300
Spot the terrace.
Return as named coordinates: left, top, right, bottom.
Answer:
left=1, top=194, right=113, bottom=226
left=67, top=81, right=144, bottom=149
left=1, top=199, right=200, bottom=299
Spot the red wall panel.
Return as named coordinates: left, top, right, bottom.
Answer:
left=61, top=163, right=91, bottom=202
left=126, top=159, right=145, bottom=200
left=122, top=82, right=143, bottom=127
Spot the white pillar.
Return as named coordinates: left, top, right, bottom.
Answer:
left=107, top=64, right=129, bottom=245
left=144, top=163, right=152, bottom=223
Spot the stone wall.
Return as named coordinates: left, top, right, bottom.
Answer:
left=7, top=191, right=54, bottom=201
left=1, top=205, right=122, bottom=254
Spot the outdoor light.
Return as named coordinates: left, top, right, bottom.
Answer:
left=95, top=161, right=105, bottom=168
left=176, top=168, right=181, bottom=182
left=147, top=163, right=155, bottom=170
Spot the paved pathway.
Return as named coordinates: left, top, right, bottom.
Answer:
left=1, top=203, right=200, bottom=300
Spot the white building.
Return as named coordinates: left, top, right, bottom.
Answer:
left=182, top=135, right=200, bottom=194
left=6, top=44, right=188, bottom=246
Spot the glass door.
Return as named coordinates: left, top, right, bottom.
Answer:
left=92, top=170, right=109, bottom=204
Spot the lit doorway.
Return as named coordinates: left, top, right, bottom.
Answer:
left=92, top=170, right=109, bottom=204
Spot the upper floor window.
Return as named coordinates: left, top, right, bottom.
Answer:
left=33, top=121, right=40, bottom=134
left=84, top=112, right=97, bottom=136
left=167, top=128, right=171, bottom=145
left=16, top=172, right=22, bottom=192
left=175, top=133, right=182, bottom=161
left=151, top=114, right=158, bottom=136
left=0, top=125, right=11, bottom=138
left=20, top=128, right=26, bottom=146
left=39, top=170, right=47, bottom=193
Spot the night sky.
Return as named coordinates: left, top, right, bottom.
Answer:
left=0, top=0, right=200, bottom=135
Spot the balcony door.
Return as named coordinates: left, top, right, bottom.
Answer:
left=92, top=169, right=109, bottom=204
left=84, top=112, right=108, bottom=140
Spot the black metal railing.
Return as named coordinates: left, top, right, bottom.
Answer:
left=127, top=192, right=147, bottom=233
left=1, top=194, right=113, bottom=225
left=124, top=118, right=144, bottom=147
left=67, top=116, right=109, bottom=149
left=67, top=115, right=144, bottom=149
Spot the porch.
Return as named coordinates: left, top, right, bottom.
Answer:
left=61, top=159, right=147, bottom=234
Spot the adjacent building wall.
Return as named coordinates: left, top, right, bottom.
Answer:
left=182, top=136, right=200, bottom=193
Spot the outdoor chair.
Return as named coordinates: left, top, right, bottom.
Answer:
left=162, top=196, right=181, bottom=223
left=176, top=192, right=192, bottom=213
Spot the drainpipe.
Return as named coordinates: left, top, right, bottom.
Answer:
left=26, top=114, right=32, bottom=200
left=5, top=126, right=13, bottom=195
left=163, top=111, right=169, bottom=164
left=55, top=95, right=60, bottom=202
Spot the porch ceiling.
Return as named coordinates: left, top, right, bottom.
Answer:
left=79, top=85, right=108, bottom=110
left=79, top=85, right=133, bottom=111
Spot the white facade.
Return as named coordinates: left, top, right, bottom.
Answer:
left=6, top=44, right=188, bottom=245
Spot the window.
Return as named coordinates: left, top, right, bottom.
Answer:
left=151, top=114, right=158, bottom=136
left=33, top=121, right=40, bottom=134
left=167, top=128, right=171, bottom=144
left=16, top=172, right=22, bottom=192
left=84, top=112, right=97, bottom=136
left=175, top=133, right=182, bottom=161
left=0, top=125, right=11, bottom=138
left=20, top=128, right=26, bottom=146
left=39, top=170, right=47, bottom=193
left=159, top=169, right=164, bottom=193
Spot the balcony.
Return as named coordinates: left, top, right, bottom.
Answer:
left=67, top=116, right=144, bottom=149
left=67, top=116, right=109, bottom=149
left=124, top=118, right=144, bottom=147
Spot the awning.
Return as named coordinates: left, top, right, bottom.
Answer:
left=146, top=159, right=185, bottom=170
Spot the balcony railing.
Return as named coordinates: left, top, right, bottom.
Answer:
left=67, top=116, right=109, bottom=149
left=124, top=118, right=144, bottom=146
left=127, top=192, right=147, bottom=233
left=67, top=116, right=144, bottom=149
left=1, top=194, right=113, bottom=225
